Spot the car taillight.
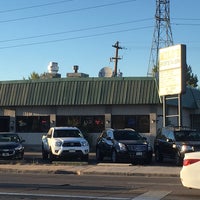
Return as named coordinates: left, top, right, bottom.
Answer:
left=183, top=159, right=200, bottom=166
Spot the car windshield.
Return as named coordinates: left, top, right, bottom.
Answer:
left=174, top=131, right=200, bottom=141
left=53, top=130, right=83, bottom=138
left=113, top=130, right=143, bottom=140
left=0, top=134, right=20, bottom=143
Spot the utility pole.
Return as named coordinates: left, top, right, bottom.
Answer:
left=111, top=41, right=122, bottom=77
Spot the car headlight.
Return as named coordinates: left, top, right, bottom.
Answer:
left=15, top=144, right=23, bottom=151
left=55, top=140, right=62, bottom=147
left=180, top=145, right=194, bottom=152
left=81, top=141, right=89, bottom=147
left=118, top=142, right=127, bottom=151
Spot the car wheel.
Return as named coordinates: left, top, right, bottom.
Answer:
left=17, top=153, right=24, bottom=160
left=111, top=150, right=118, bottom=163
left=96, top=148, right=103, bottom=161
left=20, top=152, right=24, bottom=160
left=175, top=151, right=183, bottom=166
left=49, top=150, right=55, bottom=162
left=42, top=146, right=48, bottom=160
left=155, top=149, right=163, bottom=162
left=145, top=152, right=153, bottom=164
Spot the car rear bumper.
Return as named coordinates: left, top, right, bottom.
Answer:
left=117, top=151, right=152, bottom=162
left=180, top=166, right=200, bottom=189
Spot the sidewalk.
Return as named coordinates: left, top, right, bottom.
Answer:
left=0, top=152, right=181, bottom=177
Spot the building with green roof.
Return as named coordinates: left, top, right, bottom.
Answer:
left=0, top=76, right=200, bottom=149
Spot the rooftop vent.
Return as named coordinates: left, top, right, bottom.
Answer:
left=67, top=65, right=89, bottom=78
left=48, top=62, right=59, bottom=74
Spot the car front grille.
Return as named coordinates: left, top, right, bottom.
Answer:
left=0, top=149, right=15, bottom=156
left=127, top=144, right=147, bottom=152
left=62, top=142, right=81, bottom=147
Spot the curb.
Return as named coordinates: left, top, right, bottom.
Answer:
left=0, top=166, right=180, bottom=177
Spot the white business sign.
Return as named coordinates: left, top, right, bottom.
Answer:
left=159, top=44, right=186, bottom=96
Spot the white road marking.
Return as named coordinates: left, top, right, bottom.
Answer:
left=0, top=190, right=171, bottom=200
left=132, top=190, right=171, bottom=200
left=0, top=192, right=129, bottom=199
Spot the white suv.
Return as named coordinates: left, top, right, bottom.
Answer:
left=42, top=127, right=89, bottom=161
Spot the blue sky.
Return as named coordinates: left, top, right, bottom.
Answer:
left=0, top=0, right=199, bottom=81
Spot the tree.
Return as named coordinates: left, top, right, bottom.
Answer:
left=28, top=72, right=40, bottom=80
left=152, top=64, right=198, bottom=88
left=26, top=72, right=50, bottom=80
left=185, top=65, right=198, bottom=88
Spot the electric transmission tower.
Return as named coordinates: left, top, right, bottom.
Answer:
left=147, top=0, right=173, bottom=76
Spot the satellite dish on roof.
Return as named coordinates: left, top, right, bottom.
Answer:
left=98, top=67, right=113, bottom=77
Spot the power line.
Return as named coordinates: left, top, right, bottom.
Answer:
left=173, top=23, right=200, bottom=26
left=0, top=26, right=153, bottom=50
left=0, top=18, right=152, bottom=43
left=0, top=0, right=136, bottom=24
left=0, top=0, right=73, bottom=13
left=172, top=17, right=200, bottom=21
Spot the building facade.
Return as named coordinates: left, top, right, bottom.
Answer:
left=0, top=77, right=199, bottom=150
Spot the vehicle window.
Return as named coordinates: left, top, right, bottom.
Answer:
left=174, top=131, right=200, bottom=141
left=167, top=131, right=175, bottom=141
left=113, top=130, right=142, bottom=140
left=107, top=130, right=113, bottom=139
left=162, top=129, right=169, bottom=139
left=188, top=131, right=200, bottom=141
left=157, top=128, right=167, bottom=140
left=53, top=130, right=83, bottom=138
left=0, top=134, right=20, bottom=142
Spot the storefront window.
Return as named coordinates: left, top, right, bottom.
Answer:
left=56, top=116, right=104, bottom=133
left=112, top=115, right=149, bottom=133
left=16, top=116, right=50, bottom=133
left=0, top=116, right=10, bottom=132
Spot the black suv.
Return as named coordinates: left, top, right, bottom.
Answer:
left=154, top=126, right=200, bottom=165
left=96, top=129, right=153, bottom=164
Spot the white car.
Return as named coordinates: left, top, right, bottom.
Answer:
left=180, top=151, right=200, bottom=189
left=42, top=127, right=89, bottom=161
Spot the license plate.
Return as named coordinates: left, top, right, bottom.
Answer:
left=136, top=152, right=142, bottom=156
left=69, top=149, right=76, bottom=152
left=2, top=153, right=9, bottom=156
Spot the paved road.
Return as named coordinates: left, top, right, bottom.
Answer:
left=0, top=172, right=199, bottom=200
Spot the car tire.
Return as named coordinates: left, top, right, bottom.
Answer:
left=175, top=151, right=183, bottom=166
left=17, top=153, right=24, bottom=160
left=155, top=148, right=163, bottom=162
left=111, top=150, right=118, bottom=163
left=96, top=147, right=103, bottom=161
left=145, top=152, right=153, bottom=164
left=42, top=145, right=48, bottom=160
left=20, top=152, right=24, bottom=160
left=49, top=149, right=55, bottom=162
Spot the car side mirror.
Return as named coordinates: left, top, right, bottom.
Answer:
left=42, top=135, right=47, bottom=139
